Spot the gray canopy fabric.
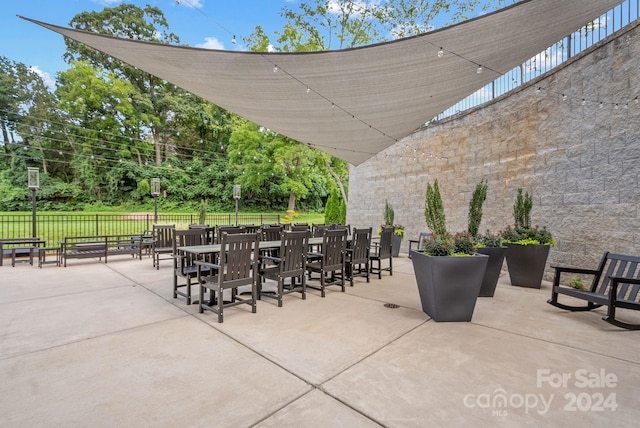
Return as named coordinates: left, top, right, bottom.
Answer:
left=22, top=0, right=621, bottom=165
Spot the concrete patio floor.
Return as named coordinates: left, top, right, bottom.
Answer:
left=1, top=253, right=638, bottom=427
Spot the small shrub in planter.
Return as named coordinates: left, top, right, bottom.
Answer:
left=503, top=188, right=555, bottom=288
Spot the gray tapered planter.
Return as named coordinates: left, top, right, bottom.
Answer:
left=392, top=234, right=402, bottom=257
left=476, top=246, right=507, bottom=297
left=410, top=250, right=488, bottom=322
left=505, top=243, right=550, bottom=289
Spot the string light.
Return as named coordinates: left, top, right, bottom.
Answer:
left=273, top=64, right=278, bottom=73
left=532, top=87, right=638, bottom=110
left=437, top=47, right=444, bottom=58
left=476, top=65, right=483, bottom=74
left=231, top=35, right=236, bottom=44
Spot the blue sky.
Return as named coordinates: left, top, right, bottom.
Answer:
left=2, top=0, right=293, bottom=87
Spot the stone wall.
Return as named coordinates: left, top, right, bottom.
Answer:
left=347, top=21, right=640, bottom=277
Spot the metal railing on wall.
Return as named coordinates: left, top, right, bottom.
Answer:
left=433, top=0, right=639, bottom=121
left=0, top=213, right=280, bottom=246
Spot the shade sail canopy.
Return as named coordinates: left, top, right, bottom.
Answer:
left=21, top=0, right=621, bottom=165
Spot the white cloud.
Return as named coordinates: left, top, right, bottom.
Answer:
left=196, top=37, right=224, bottom=50
left=29, top=66, right=55, bottom=90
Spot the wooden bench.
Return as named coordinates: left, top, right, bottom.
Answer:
left=547, top=252, right=640, bottom=330
left=60, top=234, right=143, bottom=267
left=0, top=238, right=46, bottom=267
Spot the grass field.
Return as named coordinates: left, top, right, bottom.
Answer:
left=0, top=211, right=326, bottom=245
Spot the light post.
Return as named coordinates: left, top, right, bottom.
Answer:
left=27, top=167, right=39, bottom=238
left=151, top=178, right=160, bottom=223
left=233, top=184, right=241, bottom=226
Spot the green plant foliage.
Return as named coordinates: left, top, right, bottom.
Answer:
left=423, top=233, right=454, bottom=256
left=502, top=225, right=555, bottom=246
left=198, top=199, right=207, bottom=224
left=324, top=188, right=346, bottom=224
left=475, top=230, right=503, bottom=248
left=424, top=179, right=447, bottom=238
left=513, top=187, right=532, bottom=229
left=467, top=178, right=488, bottom=238
left=569, top=276, right=584, bottom=290
left=453, top=231, right=476, bottom=255
left=383, top=199, right=394, bottom=226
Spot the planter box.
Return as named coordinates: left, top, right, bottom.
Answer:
left=392, top=234, right=402, bottom=257
left=410, top=250, right=488, bottom=322
left=505, top=243, right=550, bottom=289
left=475, top=246, right=507, bottom=297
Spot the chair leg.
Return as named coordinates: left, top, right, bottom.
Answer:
left=198, top=284, right=204, bottom=314
left=218, top=285, right=224, bottom=323
left=173, top=274, right=178, bottom=299
left=186, top=277, right=191, bottom=305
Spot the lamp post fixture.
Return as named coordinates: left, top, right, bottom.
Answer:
left=27, top=167, right=39, bottom=238
left=151, top=178, right=160, bottom=223
left=233, top=184, right=241, bottom=226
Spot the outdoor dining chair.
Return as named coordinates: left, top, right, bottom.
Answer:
left=345, top=227, right=372, bottom=286
left=152, top=224, right=175, bottom=270
left=173, top=228, right=210, bottom=305
left=258, top=230, right=309, bottom=307
left=214, top=225, right=246, bottom=244
left=306, top=228, right=347, bottom=297
left=195, top=232, right=260, bottom=323
left=188, top=224, right=214, bottom=244
left=370, top=226, right=393, bottom=279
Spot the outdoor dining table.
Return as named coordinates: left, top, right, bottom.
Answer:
left=177, top=237, right=325, bottom=257
left=177, top=237, right=327, bottom=305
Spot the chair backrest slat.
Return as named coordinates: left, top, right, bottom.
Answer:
left=261, top=225, right=283, bottom=242
left=153, top=224, right=175, bottom=248
left=279, top=230, right=309, bottom=276
left=351, top=227, right=372, bottom=263
left=376, top=227, right=394, bottom=258
left=323, top=229, right=347, bottom=269
left=219, top=232, right=259, bottom=286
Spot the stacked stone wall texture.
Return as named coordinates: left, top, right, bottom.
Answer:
left=347, top=21, right=640, bottom=279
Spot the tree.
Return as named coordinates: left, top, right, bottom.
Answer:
left=274, top=1, right=519, bottom=49
left=227, top=122, right=326, bottom=212
left=64, top=4, right=186, bottom=166
left=325, top=188, right=346, bottom=224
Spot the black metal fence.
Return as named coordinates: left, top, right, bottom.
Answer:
left=434, top=0, right=639, bottom=121
left=0, top=213, right=280, bottom=246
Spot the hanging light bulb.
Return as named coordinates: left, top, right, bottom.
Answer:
left=231, top=35, right=236, bottom=44
left=635, top=96, right=639, bottom=104
left=562, top=94, right=567, bottom=101
left=614, top=103, right=619, bottom=110
left=273, top=64, right=278, bottom=72
left=476, top=65, right=483, bottom=74
left=437, top=48, right=444, bottom=58
left=306, top=87, right=310, bottom=94
left=599, top=101, right=604, bottom=108
left=536, top=87, right=541, bottom=93
left=581, top=99, right=586, bottom=106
